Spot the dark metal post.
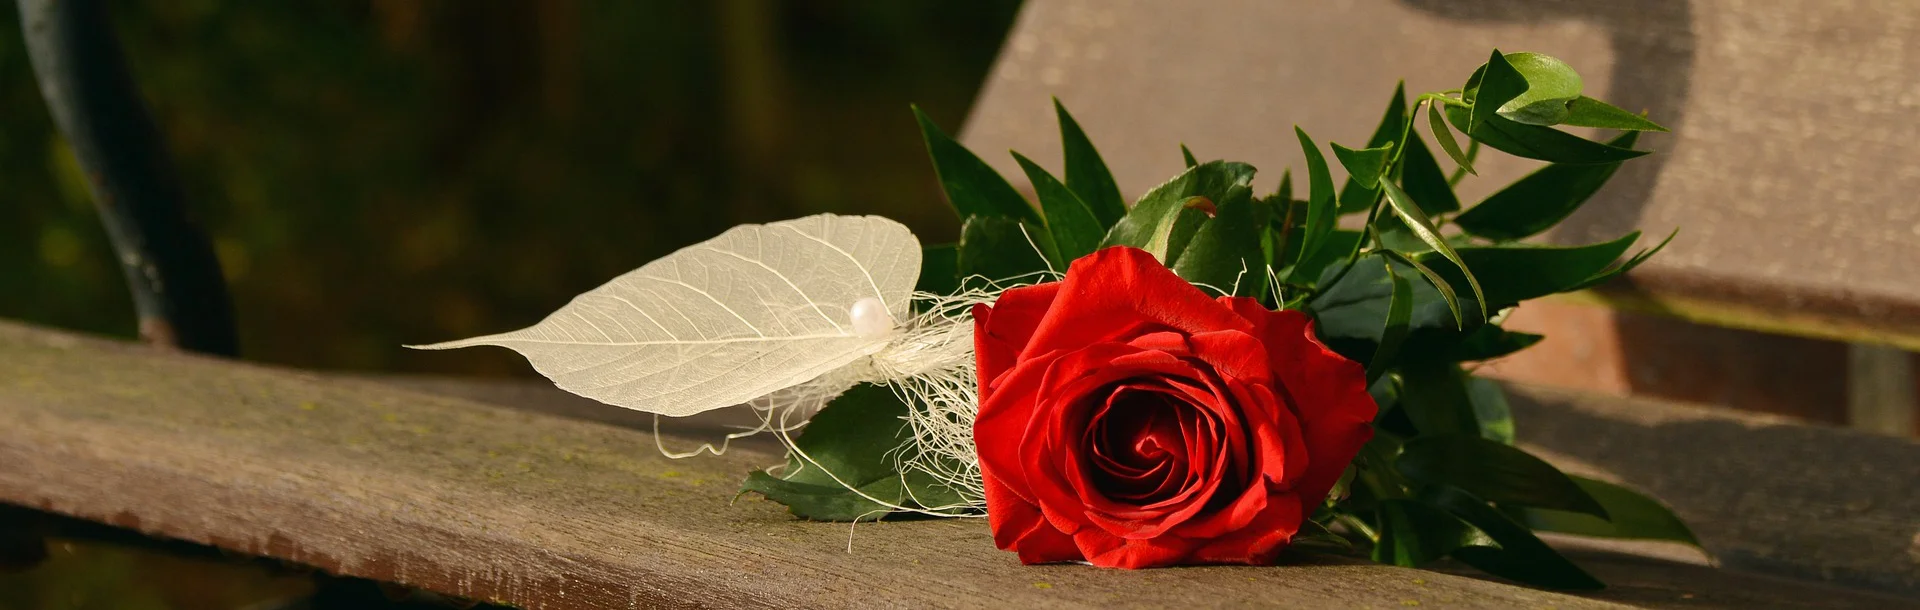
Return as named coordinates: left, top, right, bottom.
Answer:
left=18, top=0, right=237, bottom=356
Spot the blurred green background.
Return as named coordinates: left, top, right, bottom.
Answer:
left=0, top=2, right=1020, bottom=607
left=0, top=0, right=1021, bottom=377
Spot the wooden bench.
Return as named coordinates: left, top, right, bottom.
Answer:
left=6, top=0, right=1919, bottom=607
left=3, top=320, right=1916, bottom=608
left=959, top=0, right=1920, bottom=433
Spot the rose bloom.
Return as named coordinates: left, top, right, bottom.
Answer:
left=971, top=246, right=1377, bottom=568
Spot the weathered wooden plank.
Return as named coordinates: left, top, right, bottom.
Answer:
left=960, top=0, right=1920, bottom=351
left=0, top=320, right=1913, bottom=609
left=1505, top=384, right=1920, bottom=595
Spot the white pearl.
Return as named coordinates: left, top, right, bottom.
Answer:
left=849, top=297, right=893, bottom=338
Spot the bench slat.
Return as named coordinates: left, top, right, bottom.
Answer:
left=0, top=320, right=1912, bottom=608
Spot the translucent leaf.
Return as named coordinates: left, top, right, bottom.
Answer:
left=412, top=214, right=920, bottom=417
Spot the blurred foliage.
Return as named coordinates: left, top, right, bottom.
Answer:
left=0, top=0, right=1021, bottom=375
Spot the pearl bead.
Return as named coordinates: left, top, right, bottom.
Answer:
left=850, top=297, right=893, bottom=337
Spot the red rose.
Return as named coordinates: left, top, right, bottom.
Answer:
left=971, top=246, right=1377, bottom=568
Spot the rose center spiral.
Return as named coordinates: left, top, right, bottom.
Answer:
left=1086, top=385, right=1217, bottom=504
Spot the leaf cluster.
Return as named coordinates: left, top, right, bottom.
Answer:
left=743, top=50, right=1692, bottom=589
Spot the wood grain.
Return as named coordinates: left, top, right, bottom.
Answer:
left=0, top=320, right=1913, bottom=608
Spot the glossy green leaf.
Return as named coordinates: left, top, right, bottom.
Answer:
left=1466, top=377, right=1515, bottom=444
left=1163, top=206, right=1214, bottom=267
left=913, top=106, right=1040, bottom=223
left=1364, top=259, right=1413, bottom=383
left=1468, top=50, right=1530, bottom=136
left=1308, top=252, right=1468, bottom=365
left=1428, top=102, right=1476, bottom=176
left=1519, top=476, right=1700, bottom=546
left=1396, top=361, right=1480, bottom=438
left=1103, top=161, right=1255, bottom=261
left=1287, top=228, right=1361, bottom=284
left=1174, top=193, right=1270, bottom=298
left=1398, top=434, right=1608, bottom=518
left=1443, top=324, right=1545, bottom=362
left=1374, top=499, right=1487, bottom=566
left=1561, top=96, right=1669, bottom=132
left=1181, top=143, right=1199, bottom=168
left=1422, top=486, right=1605, bottom=590
left=1414, top=232, right=1640, bottom=307
left=740, top=384, right=915, bottom=520
left=1496, top=52, right=1583, bottom=126
left=1400, top=130, right=1461, bottom=215
left=1054, top=99, right=1128, bottom=227
left=1380, top=178, right=1487, bottom=324
left=1566, top=228, right=1676, bottom=292
left=1333, top=142, right=1394, bottom=214
left=959, top=215, right=1058, bottom=287
left=1293, top=128, right=1338, bottom=267
left=1455, top=131, right=1640, bottom=241
left=1011, top=151, right=1104, bottom=262
left=1340, top=83, right=1409, bottom=213
left=1447, top=104, right=1647, bottom=165
left=915, top=243, right=958, bottom=297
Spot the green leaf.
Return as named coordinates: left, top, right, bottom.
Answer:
left=1446, top=104, right=1647, bottom=165
left=1466, top=377, right=1515, bottom=444
left=1174, top=192, right=1270, bottom=298
left=1293, top=128, right=1338, bottom=266
left=1103, top=161, right=1255, bottom=262
left=1400, top=131, right=1461, bottom=215
left=1496, top=52, right=1583, bottom=126
left=1566, top=228, right=1676, bottom=292
left=959, top=215, right=1057, bottom=287
left=1180, top=143, right=1199, bottom=168
left=1309, top=252, right=1470, bottom=361
left=1444, top=325, right=1544, bottom=362
left=1333, top=142, right=1395, bottom=214
left=1380, top=178, right=1487, bottom=324
left=1396, top=361, right=1480, bottom=438
left=1468, top=50, right=1530, bottom=136
left=913, top=106, right=1040, bottom=223
left=1374, top=499, right=1487, bottom=566
left=1287, top=229, right=1362, bottom=285
left=1011, top=152, right=1104, bottom=262
left=1339, top=83, right=1408, bottom=213
left=1165, top=205, right=1216, bottom=267
left=1428, top=102, right=1476, bottom=176
left=1398, top=434, right=1608, bottom=518
left=1422, top=486, right=1605, bottom=590
left=1455, top=131, right=1640, bottom=241
left=915, top=243, right=959, bottom=297
left=740, top=384, right=914, bottom=521
left=1054, top=99, right=1128, bottom=227
left=1519, top=477, right=1699, bottom=546
left=1273, top=168, right=1293, bottom=203
left=1414, top=232, right=1641, bottom=307
left=1561, top=96, right=1668, bottom=132
left=1364, top=259, right=1412, bottom=384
